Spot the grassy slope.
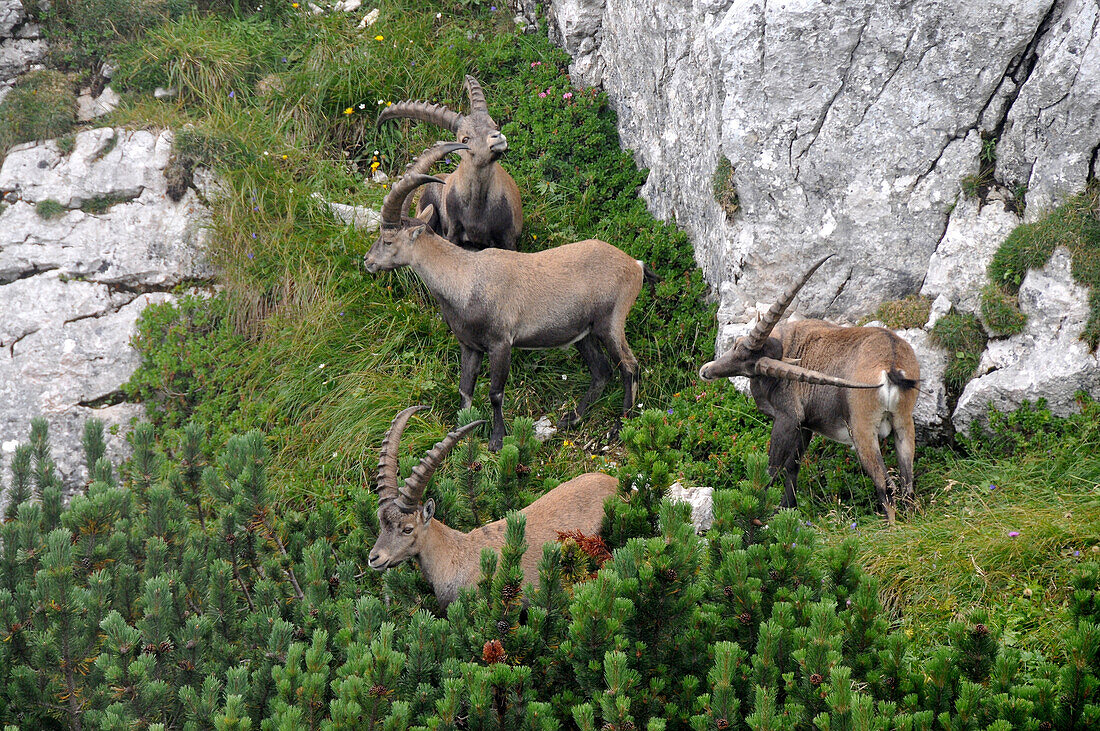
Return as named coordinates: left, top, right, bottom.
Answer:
left=103, top=4, right=1100, bottom=657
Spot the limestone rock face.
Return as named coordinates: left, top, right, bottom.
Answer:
left=953, top=248, right=1100, bottom=431
left=548, top=0, right=1100, bottom=429
left=0, top=0, right=45, bottom=85
left=0, top=127, right=213, bottom=487
left=667, top=481, right=714, bottom=533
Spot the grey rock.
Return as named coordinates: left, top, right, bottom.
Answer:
left=311, top=191, right=381, bottom=231
left=76, top=85, right=120, bottom=122
left=926, top=294, right=952, bottom=330
left=953, top=248, right=1100, bottom=431
left=667, top=481, right=714, bottom=533
left=0, top=0, right=24, bottom=37
left=154, top=86, right=177, bottom=100
left=0, top=37, right=46, bottom=83
left=533, top=415, right=557, bottom=442
left=547, top=0, right=1099, bottom=434
left=921, top=198, right=1021, bottom=313
left=0, top=127, right=213, bottom=488
left=896, top=328, right=951, bottom=442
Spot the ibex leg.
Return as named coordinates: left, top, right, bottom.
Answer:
left=458, top=345, right=483, bottom=410
left=558, top=334, right=612, bottom=429
left=770, top=421, right=812, bottom=509
left=850, top=421, right=895, bottom=523
left=486, top=345, right=511, bottom=453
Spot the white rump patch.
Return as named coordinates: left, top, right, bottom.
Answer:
left=878, top=370, right=902, bottom=413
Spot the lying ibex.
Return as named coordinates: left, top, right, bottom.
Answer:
left=698, top=255, right=920, bottom=523
left=368, top=406, right=617, bottom=607
left=379, top=75, right=522, bottom=250
left=364, top=143, right=655, bottom=451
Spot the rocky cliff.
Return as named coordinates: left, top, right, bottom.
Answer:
left=0, top=127, right=212, bottom=486
left=548, top=0, right=1100, bottom=436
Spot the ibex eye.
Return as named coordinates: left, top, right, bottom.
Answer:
left=402, top=526, right=413, bottom=534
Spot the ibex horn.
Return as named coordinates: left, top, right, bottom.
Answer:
left=742, top=254, right=835, bottom=352
left=754, top=357, right=880, bottom=389
left=396, top=419, right=486, bottom=512
left=379, top=142, right=469, bottom=228
left=378, top=100, right=463, bottom=134
left=464, top=75, right=489, bottom=116
left=377, top=405, right=429, bottom=501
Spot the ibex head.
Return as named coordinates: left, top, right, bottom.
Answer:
left=363, top=141, right=468, bottom=273
left=698, top=255, right=879, bottom=389
left=368, top=406, right=484, bottom=571
left=379, top=75, right=507, bottom=168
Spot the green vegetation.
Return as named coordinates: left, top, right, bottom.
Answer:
left=56, top=133, right=76, bottom=154
left=980, top=282, right=1028, bottom=336
left=0, top=69, right=76, bottom=153
left=988, top=182, right=1100, bottom=349
left=3, top=413, right=1100, bottom=729
left=863, top=294, right=932, bottom=330
left=929, top=309, right=988, bottom=395
left=6, top=2, right=1096, bottom=726
left=34, top=198, right=68, bottom=219
left=80, top=192, right=134, bottom=214
left=712, top=155, right=739, bottom=219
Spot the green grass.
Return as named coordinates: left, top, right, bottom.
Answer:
left=825, top=397, right=1100, bottom=656
left=35, top=199, right=68, bottom=219
left=711, top=155, right=739, bottom=220
left=0, top=70, right=76, bottom=153
left=980, top=282, right=1027, bottom=336
left=929, top=309, right=987, bottom=395
left=862, top=294, right=932, bottom=329
left=988, top=182, right=1100, bottom=349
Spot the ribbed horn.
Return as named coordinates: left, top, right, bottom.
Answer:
left=377, top=406, right=428, bottom=502
left=395, top=419, right=486, bottom=512
left=743, top=254, right=835, bottom=352
left=754, top=357, right=880, bottom=389
left=378, top=100, right=463, bottom=133
left=464, top=75, right=489, bottom=116
left=379, top=142, right=469, bottom=228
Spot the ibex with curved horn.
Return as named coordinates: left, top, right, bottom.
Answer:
left=368, top=406, right=617, bottom=607
left=365, top=143, right=656, bottom=452
left=698, top=255, right=920, bottom=523
left=379, top=75, right=523, bottom=250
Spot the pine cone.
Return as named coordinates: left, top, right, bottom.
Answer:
left=810, top=673, right=824, bottom=687
left=293, top=626, right=307, bottom=641
left=716, top=720, right=731, bottom=730
left=468, top=461, right=483, bottom=472
left=328, top=574, right=340, bottom=597
left=723, top=585, right=735, bottom=598
left=661, top=567, right=677, bottom=582
left=973, top=623, right=989, bottom=637
left=142, top=643, right=157, bottom=655
left=369, top=683, right=389, bottom=698
left=516, top=464, right=532, bottom=475
left=482, top=639, right=506, bottom=664
left=496, top=619, right=511, bottom=636
left=768, top=569, right=780, bottom=582
left=739, top=611, right=753, bottom=626
left=158, top=639, right=175, bottom=654
left=1039, top=723, right=1053, bottom=731
left=500, top=582, right=521, bottom=602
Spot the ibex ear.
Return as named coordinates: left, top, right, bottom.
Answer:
left=416, top=204, right=435, bottom=224
left=421, top=498, right=435, bottom=524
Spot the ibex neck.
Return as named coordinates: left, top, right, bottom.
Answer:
left=416, top=519, right=478, bottom=607
left=408, top=235, right=475, bottom=304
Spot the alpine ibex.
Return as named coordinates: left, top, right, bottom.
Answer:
left=378, top=75, right=522, bottom=250
left=364, top=143, right=654, bottom=452
left=698, top=255, right=920, bottom=523
left=368, top=406, right=617, bottom=607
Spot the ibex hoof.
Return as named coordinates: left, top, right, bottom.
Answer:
left=556, top=411, right=580, bottom=430
left=487, top=436, right=504, bottom=453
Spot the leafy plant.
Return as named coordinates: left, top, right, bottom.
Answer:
left=980, top=282, right=1027, bottom=336
left=929, top=309, right=987, bottom=394
left=35, top=199, right=68, bottom=219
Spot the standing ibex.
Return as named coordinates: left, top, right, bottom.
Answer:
left=364, top=143, right=654, bottom=452
left=368, top=406, right=617, bottom=607
left=378, top=75, right=523, bottom=250
left=698, top=255, right=920, bottom=523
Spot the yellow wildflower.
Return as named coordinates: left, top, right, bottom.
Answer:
left=344, top=107, right=353, bottom=115
left=375, top=34, right=384, bottom=41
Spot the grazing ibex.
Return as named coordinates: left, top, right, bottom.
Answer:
left=378, top=75, right=523, bottom=250
left=698, top=255, right=920, bottom=523
left=368, top=406, right=618, bottom=607
left=364, top=143, right=655, bottom=452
